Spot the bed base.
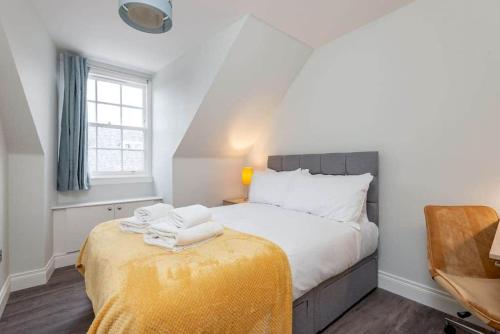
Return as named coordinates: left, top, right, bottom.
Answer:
left=292, top=253, right=378, bottom=334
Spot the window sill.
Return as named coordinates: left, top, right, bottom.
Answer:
left=90, top=175, right=153, bottom=185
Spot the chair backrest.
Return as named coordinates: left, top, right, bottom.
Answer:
left=424, top=205, right=500, bottom=279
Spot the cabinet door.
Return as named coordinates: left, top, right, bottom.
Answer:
left=65, top=205, right=115, bottom=252
left=114, top=200, right=160, bottom=219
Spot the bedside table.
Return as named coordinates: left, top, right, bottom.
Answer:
left=223, top=197, right=248, bottom=206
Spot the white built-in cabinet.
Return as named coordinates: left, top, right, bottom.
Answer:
left=52, top=197, right=162, bottom=268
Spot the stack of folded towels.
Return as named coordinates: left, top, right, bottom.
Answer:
left=120, top=203, right=175, bottom=233
left=119, top=203, right=223, bottom=252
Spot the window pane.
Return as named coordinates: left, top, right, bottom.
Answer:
left=88, top=148, right=96, bottom=173
left=123, top=150, right=144, bottom=172
left=87, top=102, right=96, bottom=123
left=87, top=79, right=95, bottom=101
left=97, top=127, right=121, bottom=149
left=97, top=103, right=120, bottom=125
left=122, top=85, right=143, bottom=107
left=86, top=74, right=149, bottom=177
left=88, top=125, right=96, bottom=148
left=122, top=107, right=143, bottom=127
left=97, top=149, right=121, bottom=171
left=97, top=81, right=120, bottom=104
left=123, top=130, right=144, bottom=150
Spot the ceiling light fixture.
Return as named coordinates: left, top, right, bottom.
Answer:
left=119, top=0, right=172, bottom=34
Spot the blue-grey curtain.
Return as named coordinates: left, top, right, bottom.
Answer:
left=57, top=53, right=90, bottom=191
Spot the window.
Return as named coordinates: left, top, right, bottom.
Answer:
left=87, top=71, right=150, bottom=180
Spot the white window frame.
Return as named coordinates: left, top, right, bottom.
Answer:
left=87, top=63, right=153, bottom=185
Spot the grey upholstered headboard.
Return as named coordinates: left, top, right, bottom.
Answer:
left=267, top=152, right=379, bottom=225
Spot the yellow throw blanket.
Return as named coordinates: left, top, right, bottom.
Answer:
left=77, top=221, right=292, bottom=334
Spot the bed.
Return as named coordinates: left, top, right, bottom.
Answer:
left=211, top=203, right=378, bottom=301
left=78, top=151, right=379, bottom=334
left=261, top=152, right=379, bottom=334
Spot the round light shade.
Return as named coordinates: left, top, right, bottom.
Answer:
left=241, top=167, right=254, bottom=186
left=119, top=0, right=172, bottom=34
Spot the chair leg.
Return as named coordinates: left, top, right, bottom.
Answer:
left=444, top=318, right=485, bottom=334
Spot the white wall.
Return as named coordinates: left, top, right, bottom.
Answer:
left=7, top=154, right=47, bottom=273
left=249, top=0, right=500, bottom=293
left=0, top=114, right=8, bottom=290
left=175, top=15, right=312, bottom=158
left=163, top=16, right=311, bottom=207
left=0, top=0, right=57, bottom=273
left=153, top=16, right=311, bottom=207
left=0, top=0, right=56, bottom=153
left=0, top=23, right=42, bottom=155
left=173, top=158, right=244, bottom=207
left=153, top=18, right=245, bottom=203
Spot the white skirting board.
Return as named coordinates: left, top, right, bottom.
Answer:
left=378, top=270, right=486, bottom=328
left=0, top=256, right=56, bottom=318
left=9, top=256, right=55, bottom=292
left=54, top=252, right=79, bottom=268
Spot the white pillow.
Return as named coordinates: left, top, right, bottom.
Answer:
left=248, top=169, right=307, bottom=206
left=282, top=173, right=373, bottom=223
left=358, top=200, right=370, bottom=223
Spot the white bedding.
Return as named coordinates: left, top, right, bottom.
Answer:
left=211, top=202, right=378, bottom=299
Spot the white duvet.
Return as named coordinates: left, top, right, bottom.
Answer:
left=211, top=203, right=378, bottom=299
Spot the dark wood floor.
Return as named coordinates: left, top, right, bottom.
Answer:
left=0, top=267, right=488, bottom=334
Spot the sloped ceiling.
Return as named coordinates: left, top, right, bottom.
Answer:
left=30, top=0, right=413, bottom=72
left=152, top=17, right=245, bottom=202
left=1, top=0, right=57, bottom=153
left=0, top=22, right=42, bottom=154
left=174, top=16, right=312, bottom=158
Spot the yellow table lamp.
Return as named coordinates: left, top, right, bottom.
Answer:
left=241, top=167, right=253, bottom=200
left=241, top=167, right=253, bottom=186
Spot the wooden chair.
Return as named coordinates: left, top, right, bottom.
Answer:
left=424, top=206, right=500, bottom=334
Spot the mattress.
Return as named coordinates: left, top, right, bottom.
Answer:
left=211, top=202, right=379, bottom=299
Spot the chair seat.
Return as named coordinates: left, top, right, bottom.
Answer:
left=435, top=269, right=500, bottom=330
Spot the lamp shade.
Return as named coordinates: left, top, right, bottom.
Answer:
left=119, top=0, right=172, bottom=34
left=241, top=167, right=254, bottom=186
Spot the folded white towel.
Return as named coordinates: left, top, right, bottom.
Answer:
left=134, top=203, right=174, bottom=222
left=170, top=204, right=211, bottom=229
left=144, top=234, right=216, bottom=252
left=144, top=221, right=224, bottom=252
left=145, top=217, right=178, bottom=237
left=120, top=216, right=150, bottom=234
